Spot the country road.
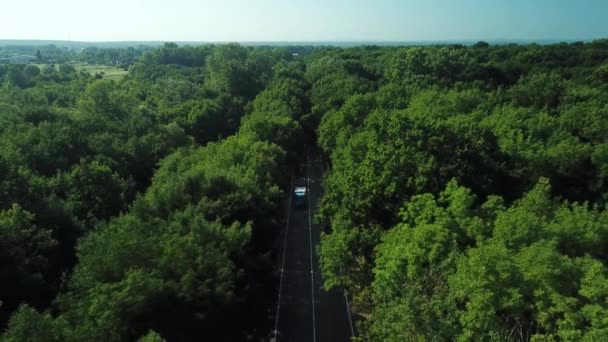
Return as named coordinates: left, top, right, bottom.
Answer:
left=273, top=148, right=355, bottom=342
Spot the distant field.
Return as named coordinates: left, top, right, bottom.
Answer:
left=76, top=65, right=129, bottom=81
left=34, top=63, right=128, bottom=81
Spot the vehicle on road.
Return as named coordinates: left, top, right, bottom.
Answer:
left=294, top=177, right=307, bottom=208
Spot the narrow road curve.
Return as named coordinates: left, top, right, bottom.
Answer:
left=273, top=147, right=354, bottom=342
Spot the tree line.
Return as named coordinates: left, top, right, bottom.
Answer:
left=0, top=42, right=309, bottom=340
left=312, top=41, right=608, bottom=340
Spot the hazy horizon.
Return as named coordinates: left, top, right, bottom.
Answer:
left=1, top=0, right=607, bottom=42
left=0, top=38, right=602, bottom=44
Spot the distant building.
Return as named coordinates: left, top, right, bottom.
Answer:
left=0, top=55, right=38, bottom=63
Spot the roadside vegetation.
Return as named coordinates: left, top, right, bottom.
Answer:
left=312, top=41, right=608, bottom=340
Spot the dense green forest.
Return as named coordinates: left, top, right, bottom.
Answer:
left=1, top=40, right=608, bottom=341
left=313, top=41, right=608, bottom=341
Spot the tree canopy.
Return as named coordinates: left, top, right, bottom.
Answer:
left=1, top=40, right=608, bottom=340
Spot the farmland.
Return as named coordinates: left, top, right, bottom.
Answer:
left=33, top=63, right=129, bottom=81
left=76, top=64, right=129, bottom=81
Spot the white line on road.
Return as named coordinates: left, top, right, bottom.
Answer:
left=320, top=155, right=356, bottom=338
left=273, top=177, right=293, bottom=341
left=344, top=289, right=356, bottom=337
left=307, top=147, right=317, bottom=342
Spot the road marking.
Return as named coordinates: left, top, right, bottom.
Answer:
left=307, top=147, right=317, bottom=342
left=344, top=289, right=356, bottom=337
left=320, top=155, right=356, bottom=338
left=273, top=177, right=293, bottom=341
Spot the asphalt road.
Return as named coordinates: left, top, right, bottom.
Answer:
left=273, top=149, right=354, bottom=342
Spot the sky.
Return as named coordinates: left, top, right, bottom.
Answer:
left=1, top=0, right=607, bottom=42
